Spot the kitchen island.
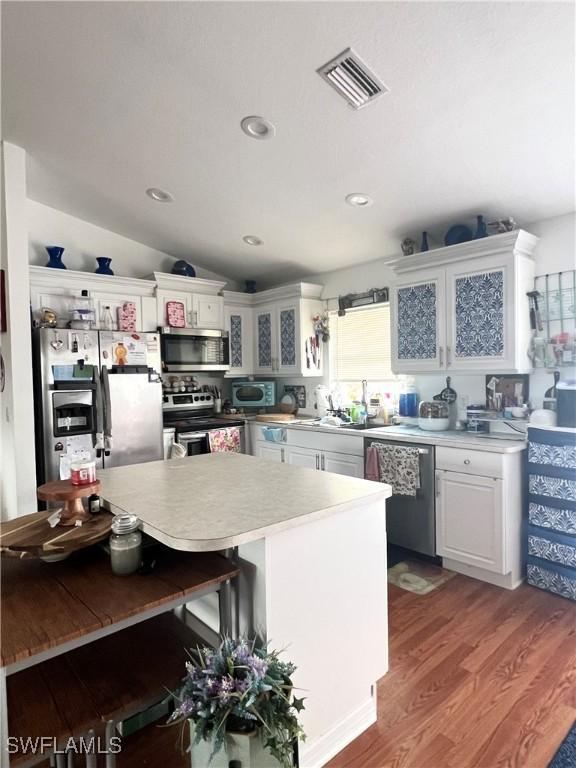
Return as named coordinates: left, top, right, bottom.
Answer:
left=97, top=452, right=392, bottom=767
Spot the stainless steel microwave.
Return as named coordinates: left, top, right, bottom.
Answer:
left=231, top=381, right=276, bottom=408
left=160, top=328, right=230, bottom=372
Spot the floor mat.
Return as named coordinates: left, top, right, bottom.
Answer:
left=549, top=720, right=576, bottom=767
left=388, top=560, right=456, bottom=595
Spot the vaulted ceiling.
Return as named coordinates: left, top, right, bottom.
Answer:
left=2, top=1, right=574, bottom=284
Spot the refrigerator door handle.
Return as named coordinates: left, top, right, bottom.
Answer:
left=94, top=366, right=105, bottom=459
left=101, top=366, right=113, bottom=456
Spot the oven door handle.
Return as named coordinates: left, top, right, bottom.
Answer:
left=178, top=432, right=208, bottom=440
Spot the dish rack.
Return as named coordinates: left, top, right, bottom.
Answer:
left=531, top=270, right=576, bottom=368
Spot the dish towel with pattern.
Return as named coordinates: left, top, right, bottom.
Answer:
left=373, top=443, right=421, bottom=497
left=208, top=427, right=241, bottom=453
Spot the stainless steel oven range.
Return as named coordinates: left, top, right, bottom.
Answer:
left=163, top=392, right=245, bottom=455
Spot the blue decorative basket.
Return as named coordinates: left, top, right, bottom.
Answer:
left=261, top=427, right=286, bottom=443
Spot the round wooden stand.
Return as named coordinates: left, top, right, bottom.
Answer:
left=37, top=480, right=101, bottom=526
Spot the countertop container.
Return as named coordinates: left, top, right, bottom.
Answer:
left=418, top=401, right=450, bottom=431
left=110, top=514, right=142, bottom=575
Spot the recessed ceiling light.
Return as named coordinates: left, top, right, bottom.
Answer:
left=345, top=193, right=373, bottom=207
left=146, top=187, right=173, bottom=203
left=240, top=116, right=275, bottom=140
left=243, top=235, right=263, bottom=246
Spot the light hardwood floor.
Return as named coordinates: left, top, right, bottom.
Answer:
left=327, top=575, right=576, bottom=768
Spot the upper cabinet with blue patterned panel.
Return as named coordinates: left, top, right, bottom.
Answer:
left=387, top=230, right=538, bottom=374
left=223, top=298, right=254, bottom=378
left=223, top=284, right=324, bottom=378
left=391, top=268, right=446, bottom=373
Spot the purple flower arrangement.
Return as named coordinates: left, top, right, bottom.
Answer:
left=168, top=637, right=305, bottom=766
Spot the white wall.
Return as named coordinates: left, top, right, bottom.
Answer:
left=27, top=199, right=238, bottom=288
left=1, top=143, right=38, bottom=520
left=280, top=213, right=576, bottom=412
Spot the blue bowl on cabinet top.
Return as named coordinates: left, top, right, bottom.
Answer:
left=444, top=224, right=473, bottom=247
left=171, top=260, right=196, bottom=277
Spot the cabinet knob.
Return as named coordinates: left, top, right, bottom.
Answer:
left=464, top=459, right=470, bottom=465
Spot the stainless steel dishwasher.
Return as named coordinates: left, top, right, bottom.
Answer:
left=364, top=437, right=436, bottom=556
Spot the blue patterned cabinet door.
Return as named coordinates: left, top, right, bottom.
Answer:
left=454, top=269, right=504, bottom=358
left=396, top=283, right=438, bottom=360
left=257, top=312, right=272, bottom=369
left=279, top=308, right=297, bottom=367
left=229, top=314, right=243, bottom=368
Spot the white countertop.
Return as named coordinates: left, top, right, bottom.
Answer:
left=98, top=453, right=392, bottom=552
left=253, top=419, right=526, bottom=453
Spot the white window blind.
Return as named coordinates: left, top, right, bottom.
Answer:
left=330, top=304, right=394, bottom=381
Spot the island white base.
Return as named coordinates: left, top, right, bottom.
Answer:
left=238, top=494, right=388, bottom=768
left=300, top=696, right=377, bottom=767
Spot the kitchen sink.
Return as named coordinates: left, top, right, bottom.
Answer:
left=339, top=422, right=374, bottom=430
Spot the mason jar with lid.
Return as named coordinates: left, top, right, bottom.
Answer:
left=109, top=514, right=142, bottom=575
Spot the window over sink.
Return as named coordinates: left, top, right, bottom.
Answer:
left=329, top=304, right=400, bottom=403
left=330, top=304, right=394, bottom=381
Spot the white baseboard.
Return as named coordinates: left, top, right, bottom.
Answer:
left=443, top=558, right=524, bottom=590
left=298, top=696, right=376, bottom=768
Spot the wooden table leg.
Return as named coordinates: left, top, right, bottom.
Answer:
left=0, top=667, right=8, bottom=767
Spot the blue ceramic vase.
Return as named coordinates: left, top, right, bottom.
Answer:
left=45, top=246, right=66, bottom=269
left=474, top=215, right=488, bottom=239
left=95, top=257, right=114, bottom=275
left=420, top=231, right=429, bottom=252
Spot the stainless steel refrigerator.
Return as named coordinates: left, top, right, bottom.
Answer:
left=33, top=328, right=163, bottom=485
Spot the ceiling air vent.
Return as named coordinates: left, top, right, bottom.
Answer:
left=317, top=48, right=388, bottom=110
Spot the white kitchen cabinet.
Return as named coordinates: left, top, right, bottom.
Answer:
left=387, top=230, right=538, bottom=374
left=91, top=292, right=143, bottom=332
left=390, top=269, right=446, bottom=373
left=253, top=294, right=324, bottom=377
left=224, top=305, right=254, bottom=377
left=157, top=290, right=192, bottom=327
left=436, top=469, right=504, bottom=573
left=157, top=291, right=224, bottom=330
left=224, top=284, right=324, bottom=378
left=255, top=301, right=307, bottom=376
left=255, top=443, right=285, bottom=462
left=254, top=305, right=276, bottom=375
left=276, top=301, right=301, bottom=375
left=152, top=272, right=226, bottom=330
left=322, top=451, right=364, bottom=478
left=29, top=266, right=158, bottom=331
left=445, top=255, right=521, bottom=372
left=285, top=445, right=319, bottom=469
left=284, top=444, right=364, bottom=477
left=192, top=294, right=224, bottom=329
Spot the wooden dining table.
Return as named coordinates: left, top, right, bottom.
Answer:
left=0, top=544, right=239, bottom=767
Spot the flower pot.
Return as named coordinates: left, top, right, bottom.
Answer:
left=189, top=723, right=284, bottom=768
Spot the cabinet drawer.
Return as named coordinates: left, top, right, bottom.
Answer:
left=526, top=558, right=576, bottom=601
left=527, top=526, right=576, bottom=569
left=436, top=446, right=503, bottom=478
left=285, top=428, right=364, bottom=457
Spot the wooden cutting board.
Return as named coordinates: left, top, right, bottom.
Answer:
left=254, top=413, right=298, bottom=422
left=0, top=509, right=113, bottom=559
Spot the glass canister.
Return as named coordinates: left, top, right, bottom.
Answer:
left=109, top=514, right=142, bottom=575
